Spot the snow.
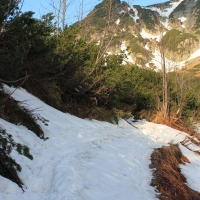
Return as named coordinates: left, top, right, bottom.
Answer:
left=150, top=50, right=182, bottom=71
left=145, top=44, right=150, bottom=51
left=178, top=17, right=187, bottom=22
left=140, top=29, right=164, bottom=42
left=178, top=17, right=187, bottom=28
left=188, top=47, right=200, bottom=60
left=160, top=19, right=171, bottom=30
left=180, top=146, right=200, bottom=191
left=148, top=0, right=184, bottom=18
left=146, top=47, right=200, bottom=71
left=116, top=19, right=120, bottom=25
left=135, top=1, right=200, bottom=70
left=121, top=42, right=135, bottom=64
left=140, top=35, right=200, bottom=72
left=147, top=0, right=184, bottom=30
left=128, top=6, right=139, bottom=23
left=0, top=85, right=200, bottom=200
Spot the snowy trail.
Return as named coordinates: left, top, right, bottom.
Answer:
left=48, top=128, right=155, bottom=200
left=39, top=121, right=157, bottom=200
left=0, top=85, right=200, bottom=200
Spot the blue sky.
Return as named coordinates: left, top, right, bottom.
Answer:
left=22, top=0, right=167, bottom=24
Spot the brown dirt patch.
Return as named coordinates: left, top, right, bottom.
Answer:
left=149, top=143, right=200, bottom=200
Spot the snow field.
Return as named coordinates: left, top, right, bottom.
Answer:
left=0, top=85, right=199, bottom=200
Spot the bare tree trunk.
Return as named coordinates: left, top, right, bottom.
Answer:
left=161, top=50, right=168, bottom=119
left=77, top=0, right=84, bottom=22
left=50, top=0, right=74, bottom=33
left=50, top=0, right=61, bottom=35
left=61, top=0, right=67, bottom=30
left=57, top=0, right=61, bottom=35
left=174, top=69, right=194, bottom=118
left=157, top=5, right=169, bottom=120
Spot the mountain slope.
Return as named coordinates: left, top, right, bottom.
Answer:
left=0, top=85, right=200, bottom=199
left=77, top=0, right=200, bottom=69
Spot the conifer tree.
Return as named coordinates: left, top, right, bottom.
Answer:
left=0, top=0, right=30, bottom=81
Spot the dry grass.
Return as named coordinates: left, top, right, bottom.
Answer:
left=150, top=143, right=200, bottom=200
left=153, top=112, right=196, bottom=135
left=153, top=112, right=200, bottom=156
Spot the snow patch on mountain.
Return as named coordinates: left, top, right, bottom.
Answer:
left=128, top=6, right=139, bottom=23
left=139, top=27, right=200, bottom=70
left=116, top=18, right=120, bottom=25
left=160, top=19, right=171, bottom=30
left=148, top=0, right=184, bottom=18
left=188, top=47, right=200, bottom=60
left=149, top=50, right=183, bottom=71
left=140, top=29, right=164, bottom=42
left=178, top=16, right=187, bottom=28
left=121, top=42, right=135, bottom=64
left=120, top=27, right=200, bottom=69
left=147, top=46, right=200, bottom=71
left=145, top=0, right=184, bottom=30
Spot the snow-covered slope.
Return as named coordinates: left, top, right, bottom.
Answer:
left=139, top=27, right=200, bottom=70
left=0, top=85, right=200, bottom=200
left=148, top=0, right=184, bottom=30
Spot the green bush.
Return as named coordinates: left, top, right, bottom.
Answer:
left=0, top=91, right=45, bottom=139
left=0, top=129, right=33, bottom=190
left=135, top=6, right=160, bottom=31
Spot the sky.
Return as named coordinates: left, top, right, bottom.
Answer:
left=22, top=0, right=167, bottom=25
left=1, top=83, right=200, bottom=199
